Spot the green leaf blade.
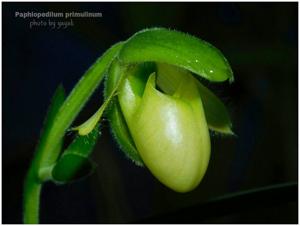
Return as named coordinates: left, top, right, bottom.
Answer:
left=41, top=84, right=66, bottom=135
left=33, top=84, right=66, bottom=181
left=23, top=84, right=66, bottom=223
left=38, top=84, right=66, bottom=154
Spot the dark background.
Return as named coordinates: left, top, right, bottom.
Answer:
left=2, top=2, right=298, bottom=223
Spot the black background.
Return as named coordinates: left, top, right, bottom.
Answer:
left=2, top=2, right=298, bottom=223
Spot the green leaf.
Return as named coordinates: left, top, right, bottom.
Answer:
left=41, top=84, right=66, bottom=138
left=156, top=63, right=233, bottom=135
left=24, top=84, right=66, bottom=223
left=119, top=27, right=234, bottom=83
left=51, top=126, right=100, bottom=183
left=35, top=84, right=66, bottom=181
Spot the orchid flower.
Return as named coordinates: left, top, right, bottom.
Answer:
left=23, top=28, right=234, bottom=223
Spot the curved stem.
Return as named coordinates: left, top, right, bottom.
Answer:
left=37, top=42, right=124, bottom=171
left=23, top=42, right=124, bottom=224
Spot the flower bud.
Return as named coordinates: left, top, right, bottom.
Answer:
left=118, top=66, right=210, bottom=192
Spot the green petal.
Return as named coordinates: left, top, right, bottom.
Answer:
left=156, top=63, right=233, bottom=135
left=107, top=100, right=144, bottom=166
left=119, top=27, right=234, bottom=82
left=196, top=80, right=234, bottom=135
left=119, top=72, right=211, bottom=192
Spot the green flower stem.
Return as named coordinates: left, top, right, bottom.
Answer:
left=23, top=169, right=42, bottom=224
left=23, top=42, right=123, bottom=224
left=37, top=42, right=123, bottom=171
left=23, top=85, right=66, bottom=224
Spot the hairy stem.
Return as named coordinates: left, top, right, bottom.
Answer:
left=37, top=42, right=123, bottom=171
